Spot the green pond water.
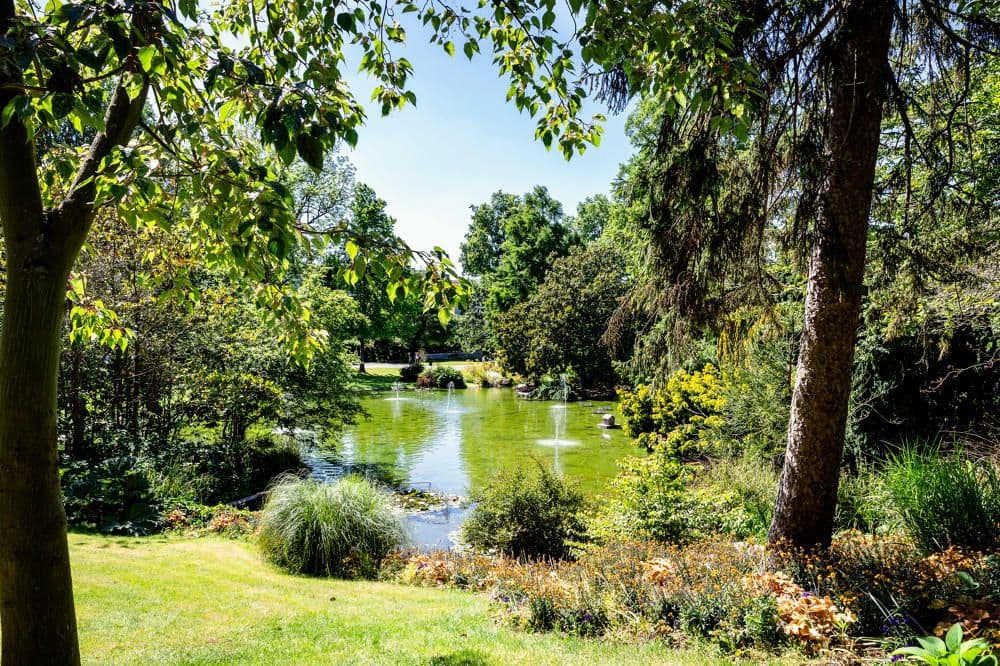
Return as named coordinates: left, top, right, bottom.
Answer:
left=308, top=387, right=640, bottom=548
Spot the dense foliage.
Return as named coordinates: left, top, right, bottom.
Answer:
left=461, top=464, right=587, bottom=559
left=493, top=243, right=627, bottom=391
left=618, top=365, right=728, bottom=459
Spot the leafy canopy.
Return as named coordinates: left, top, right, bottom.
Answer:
left=4, top=0, right=466, bottom=362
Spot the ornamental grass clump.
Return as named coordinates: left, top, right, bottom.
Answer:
left=886, top=446, right=1000, bottom=553
left=258, top=474, right=407, bottom=578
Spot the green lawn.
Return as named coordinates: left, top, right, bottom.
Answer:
left=69, top=533, right=786, bottom=665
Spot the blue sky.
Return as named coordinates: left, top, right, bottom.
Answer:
left=344, top=32, right=633, bottom=268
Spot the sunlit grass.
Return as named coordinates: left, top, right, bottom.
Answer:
left=71, top=532, right=758, bottom=665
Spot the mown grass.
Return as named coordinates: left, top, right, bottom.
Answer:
left=350, top=369, right=398, bottom=392
left=71, top=532, right=791, bottom=665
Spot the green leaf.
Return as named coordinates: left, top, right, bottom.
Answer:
left=917, top=636, right=948, bottom=654
left=295, top=133, right=324, bottom=170
left=945, top=623, right=963, bottom=653
left=443, top=41, right=455, bottom=57
left=137, top=45, right=156, bottom=72
left=345, top=240, right=359, bottom=260
left=52, top=93, right=75, bottom=119
left=336, top=12, right=355, bottom=31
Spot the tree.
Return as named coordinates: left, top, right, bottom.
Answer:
left=459, top=190, right=518, bottom=276
left=493, top=242, right=628, bottom=390
left=429, top=0, right=997, bottom=549
left=486, top=186, right=579, bottom=312
left=568, top=194, right=611, bottom=242
left=0, top=1, right=463, bottom=661
left=340, top=183, right=402, bottom=372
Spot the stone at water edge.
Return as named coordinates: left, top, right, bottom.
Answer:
left=598, top=414, right=621, bottom=429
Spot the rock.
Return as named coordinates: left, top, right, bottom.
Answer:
left=598, top=414, right=621, bottom=429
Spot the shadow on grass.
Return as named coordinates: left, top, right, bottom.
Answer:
left=425, top=650, right=494, bottom=666
left=350, top=371, right=403, bottom=394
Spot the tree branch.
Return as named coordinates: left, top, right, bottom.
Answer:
left=0, top=0, right=45, bottom=256
left=53, top=80, right=149, bottom=251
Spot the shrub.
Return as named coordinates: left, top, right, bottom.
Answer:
left=61, top=457, right=163, bottom=535
left=418, top=366, right=466, bottom=389
left=399, top=362, right=424, bottom=382
left=460, top=463, right=587, bottom=559
left=617, top=364, right=729, bottom=459
left=258, top=475, right=407, bottom=577
left=886, top=446, right=1000, bottom=552
left=462, top=361, right=505, bottom=387
left=590, top=451, right=697, bottom=544
left=532, top=370, right=577, bottom=401
left=151, top=435, right=303, bottom=506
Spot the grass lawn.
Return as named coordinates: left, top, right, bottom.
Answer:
left=350, top=369, right=399, bottom=392
left=70, top=533, right=791, bottom=665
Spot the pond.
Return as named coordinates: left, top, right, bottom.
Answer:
left=305, top=386, right=641, bottom=548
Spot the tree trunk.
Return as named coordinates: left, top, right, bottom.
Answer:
left=768, top=0, right=894, bottom=549
left=0, top=269, right=81, bottom=665
left=358, top=338, right=367, bottom=374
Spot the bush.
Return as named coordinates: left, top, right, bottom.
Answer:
left=151, top=435, right=303, bottom=505
left=417, top=366, right=466, bottom=389
left=398, top=362, right=424, bottom=382
left=461, top=463, right=587, bottom=559
left=462, top=361, right=506, bottom=387
left=258, top=475, right=407, bottom=577
left=61, top=457, right=163, bottom=535
left=886, top=446, right=1000, bottom=552
left=618, top=364, right=729, bottom=459
left=591, top=451, right=696, bottom=544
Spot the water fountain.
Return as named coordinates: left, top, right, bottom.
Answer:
left=550, top=373, right=569, bottom=409
left=444, top=380, right=459, bottom=414
left=385, top=381, right=409, bottom=402
left=537, top=374, right=579, bottom=449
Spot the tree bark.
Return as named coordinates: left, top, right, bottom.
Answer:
left=358, top=338, right=367, bottom=373
left=769, top=0, right=894, bottom=549
left=0, top=269, right=81, bottom=665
